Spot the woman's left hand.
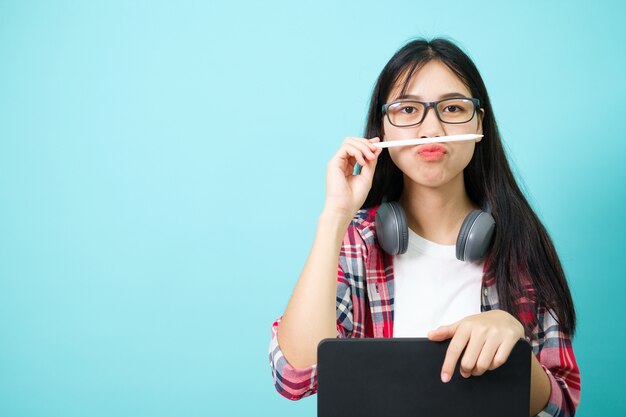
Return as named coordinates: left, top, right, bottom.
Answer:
left=427, top=310, right=525, bottom=383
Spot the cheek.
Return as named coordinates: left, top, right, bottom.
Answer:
left=382, top=120, right=411, bottom=141
left=388, top=148, right=404, bottom=167
left=475, top=113, right=484, bottom=135
left=382, top=120, right=392, bottom=140
left=452, top=144, right=476, bottom=169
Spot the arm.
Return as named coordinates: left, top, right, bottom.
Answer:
left=268, top=214, right=362, bottom=400
left=276, top=211, right=352, bottom=369
left=268, top=316, right=319, bottom=400
left=532, top=307, right=581, bottom=417
left=530, top=350, right=551, bottom=415
left=269, top=136, right=382, bottom=399
left=278, top=136, right=381, bottom=369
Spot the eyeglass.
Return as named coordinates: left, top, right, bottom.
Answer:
left=381, top=97, right=481, bottom=127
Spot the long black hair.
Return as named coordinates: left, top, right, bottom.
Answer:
left=362, top=38, right=576, bottom=336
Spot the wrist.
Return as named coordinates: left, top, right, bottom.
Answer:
left=319, top=208, right=353, bottom=231
left=320, top=204, right=355, bottom=224
left=506, top=311, right=526, bottom=339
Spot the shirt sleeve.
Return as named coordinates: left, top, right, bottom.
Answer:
left=268, top=264, right=355, bottom=401
left=532, top=305, right=581, bottom=417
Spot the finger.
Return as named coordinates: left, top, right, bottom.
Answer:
left=328, top=151, right=357, bottom=177
left=339, top=143, right=368, bottom=167
left=369, top=137, right=383, bottom=150
left=459, top=331, right=487, bottom=378
left=367, top=137, right=382, bottom=154
left=358, top=152, right=379, bottom=179
left=427, top=322, right=459, bottom=342
left=488, top=337, right=518, bottom=371
left=472, top=337, right=499, bottom=376
left=345, top=138, right=378, bottom=161
left=353, top=136, right=383, bottom=158
left=440, top=325, right=470, bottom=383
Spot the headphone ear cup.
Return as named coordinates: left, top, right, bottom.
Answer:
left=456, top=210, right=496, bottom=262
left=375, top=201, right=408, bottom=255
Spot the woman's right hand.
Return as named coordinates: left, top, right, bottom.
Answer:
left=323, top=136, right=383, bottom=220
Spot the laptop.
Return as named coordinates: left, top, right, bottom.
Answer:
left=317, top=338, right=531, bottom=417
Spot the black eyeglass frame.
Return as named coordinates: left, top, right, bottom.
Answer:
left=381, top=97, right=481, bottom=127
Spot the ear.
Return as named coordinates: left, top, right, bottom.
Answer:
left=476, top=108, right=485, bottom=141
left=380, top=122, right=387, bottom=141
left=381, top=126, right=385, bottom=139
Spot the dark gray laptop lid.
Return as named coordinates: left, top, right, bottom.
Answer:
left=318, top=338, right=531, bottom=417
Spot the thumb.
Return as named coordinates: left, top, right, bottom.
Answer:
left=358, top=158, right=376, bottom=180
left=427, top=322, right=459, bottom=341
left=358, top=138, right=382, bottom=179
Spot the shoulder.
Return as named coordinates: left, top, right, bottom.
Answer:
left=348, top=205, right=381, bottom=246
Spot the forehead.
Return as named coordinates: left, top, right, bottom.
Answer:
left=387, top=60, right=471, bottom=101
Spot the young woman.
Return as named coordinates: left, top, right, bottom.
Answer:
left=268, top=38, right=580, bottom=416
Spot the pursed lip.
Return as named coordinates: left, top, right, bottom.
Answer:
left=416, top=144, right=447, bottom=154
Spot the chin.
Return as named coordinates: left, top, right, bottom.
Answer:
left=405, top=174, right=448, bottom=188
left=403, top=166, right=465, bottom=189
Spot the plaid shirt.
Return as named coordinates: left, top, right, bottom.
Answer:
left=269, top=206, right=581, bottom=416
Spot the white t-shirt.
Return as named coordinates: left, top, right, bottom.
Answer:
left=392, top=227, right=484, bottom=337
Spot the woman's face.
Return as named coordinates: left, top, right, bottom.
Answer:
left=382, top=60, right=484, bottom=189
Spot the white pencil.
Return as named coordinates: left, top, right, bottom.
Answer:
left=373, top=134, right=483, bottom=148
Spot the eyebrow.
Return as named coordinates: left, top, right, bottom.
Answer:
left=394, top=92, right=469, bottom=101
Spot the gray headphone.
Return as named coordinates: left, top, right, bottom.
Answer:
left=375, top=201, right=496, bottom=262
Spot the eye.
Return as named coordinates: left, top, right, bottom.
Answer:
left=400, top=105, right=418, bottom=114
left=443, top=105, right=464, bottom=113
left=440, top=98, right=472, bottom=114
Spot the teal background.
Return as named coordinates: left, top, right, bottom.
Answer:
left=1, top=1, right=624, bottom=415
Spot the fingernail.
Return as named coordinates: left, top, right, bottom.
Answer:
left=441, top=372, right=450, bottom=383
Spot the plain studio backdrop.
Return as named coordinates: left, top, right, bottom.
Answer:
left=0, top=1, right=624, bottom=416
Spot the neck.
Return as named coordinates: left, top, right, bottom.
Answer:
left=399, top=174, right=478, bottom=245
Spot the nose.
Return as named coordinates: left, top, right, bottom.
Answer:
left=416, top=106, right=445, bottom=138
